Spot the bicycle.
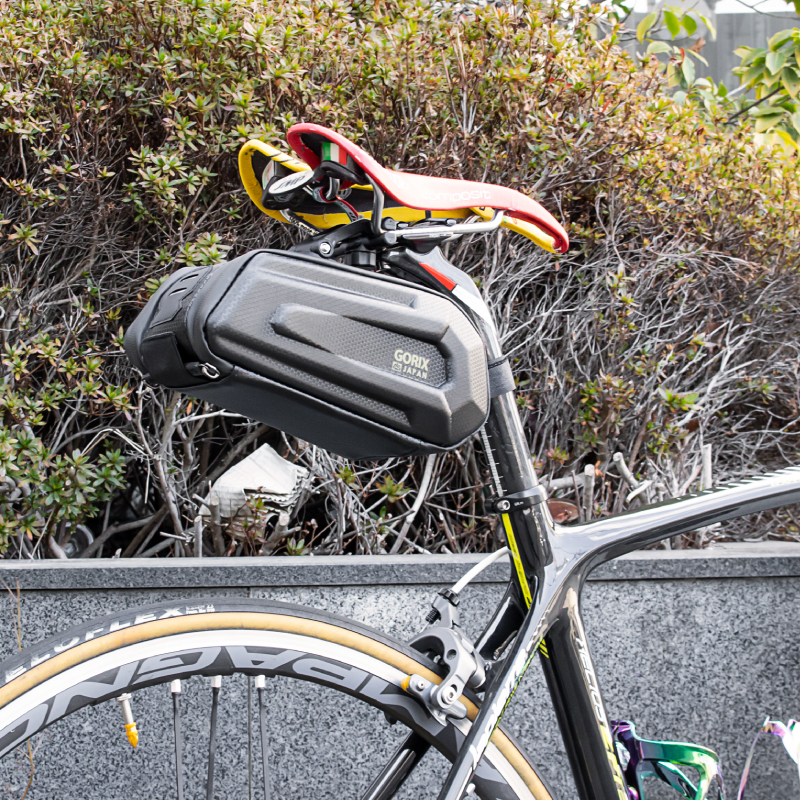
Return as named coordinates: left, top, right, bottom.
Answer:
left=2, top=123, right=799, bottom=800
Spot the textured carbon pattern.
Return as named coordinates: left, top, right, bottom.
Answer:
left=269, top=256, right=409, bottom=303
left=213, top=339, right=411, bottom=427
left=213, top=273, right=446, bottom=387
left=143, top=266, right=214, bottom=359
left=206, top=254, right=487, bottom=444
left=130, top=250, right=490, bottom=453
left=278, top=308, right=447, bottom=387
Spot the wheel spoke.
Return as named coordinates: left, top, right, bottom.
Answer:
left=255, top=675, right=271, bottom=800
left=206, top=676, right=222, bottom=800
left=0, top=602, right=542, bottom=800
left=171, top=679, right=185, bottom=800
left=360, top=731, right=431, bottom=800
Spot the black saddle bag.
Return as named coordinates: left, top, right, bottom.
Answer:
left=124, top=250, right=491, bottom=460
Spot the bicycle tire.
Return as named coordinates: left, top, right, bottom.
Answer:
left=0, top=598, right=553, bottom=800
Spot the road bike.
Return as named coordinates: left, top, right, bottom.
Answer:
left=2, top=124, right=799, bottom=800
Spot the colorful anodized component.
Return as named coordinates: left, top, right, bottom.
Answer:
left=612, top=720, right=724, bottom=800
left=737, top=717, right=800, bottom=799
left=115, top=692, right=139, bottom=748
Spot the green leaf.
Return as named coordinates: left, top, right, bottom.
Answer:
left=734, top=46, right=754, bottom=59
left=695, top=88, right=715, bottom=109
left=697, top=13, right=716, bottom=40
left=663, top=9, right=680, bottom=38
left=791, top=110, right=800, bottom=133
left=673, top=90, right=687, bottom=104
left=766, top=50, right=786, bottom=75
left=647, top=40, right=673, bottom=55
left=685, top=48, right=709, bottom=67
left=753, top=113, right=784, bottom=132
left=681, top=55, right=696, bottom=85
left=782, top=65, right=800, bottom=98
left=741, top=63, right=765, bottom=86
left=681, top=14, right=697, bottom=36
left=738, top=48, right=764, bottom=69
left=772, top=130, right=799, bottom=152
left=637, top=12, right=657, bottom=43
left=768, top=29, right=795, bottom=51
left=750, top=104, right=786, bottom=116
left=666, top=61, right=681, bottom=88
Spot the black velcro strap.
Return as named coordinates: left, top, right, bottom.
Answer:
left=488, top=356, right=515, bottom=398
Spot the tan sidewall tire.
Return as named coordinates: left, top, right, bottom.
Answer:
left=0, top=603, right=552, bottom=800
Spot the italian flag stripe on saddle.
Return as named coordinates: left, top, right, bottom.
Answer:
left=322, top=141, right=354, bottom=169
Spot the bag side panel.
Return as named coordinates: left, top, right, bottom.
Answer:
left=124, top=250, right=491, bottom=457
left=205, top=254, right=488, bottom=446
left=183, top=367, right=443, bottom=460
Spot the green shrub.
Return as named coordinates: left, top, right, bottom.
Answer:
left=1, top=0, right=799, bottom=557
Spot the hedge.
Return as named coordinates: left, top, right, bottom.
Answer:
left=0, top=0, right=799, bottom=557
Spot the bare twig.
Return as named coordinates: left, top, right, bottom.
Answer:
left=209, top=495, right=225, bottom=557
left=389, top=454, right=437, bottom=554
left=121, top=506, right=169, bottom=558
left=80, top=514, right=158, bottom=558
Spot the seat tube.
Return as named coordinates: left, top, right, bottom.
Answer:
left=482, top=392, right=551, bottom=603
left=474, top=314, right=552, bottom=602
left=479, top=321, right=628, bottom=800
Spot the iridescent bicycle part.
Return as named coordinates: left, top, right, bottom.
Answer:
left=612, top=721, right=724, bottom=800
left=737, top=717, right=800, bottom=799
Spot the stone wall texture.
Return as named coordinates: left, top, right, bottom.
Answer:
left=0, top=543, right=798, bottom=800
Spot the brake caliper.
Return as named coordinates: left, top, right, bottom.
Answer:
left=404, top=588, right=487, bottom=726
left=612, top=720, right=724, bottom=800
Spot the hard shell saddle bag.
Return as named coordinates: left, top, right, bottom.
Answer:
left=124, top=250, right=491, bottom=460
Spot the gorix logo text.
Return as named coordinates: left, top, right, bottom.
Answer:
left=391, top=349, right=430, bottom=381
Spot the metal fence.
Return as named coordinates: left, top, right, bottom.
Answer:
left=628, top=12, right=800, bottom=87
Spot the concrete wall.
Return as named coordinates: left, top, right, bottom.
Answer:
left=1, top=543, right=799, bottom=799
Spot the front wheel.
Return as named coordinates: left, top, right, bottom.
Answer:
left=0, top=598, right=552, bottom=800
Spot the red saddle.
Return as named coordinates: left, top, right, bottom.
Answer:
left=286, top=123, right=569, bottom=253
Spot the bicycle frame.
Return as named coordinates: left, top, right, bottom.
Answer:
left=193, top=145, right=800, bottom=796
left=428, top=260, right=800, bottom=800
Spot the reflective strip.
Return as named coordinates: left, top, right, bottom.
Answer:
left=420, top=262, right=456, bottom=291
left=452, top=285, right=493, bottom=323
left=501, top=514, right=532, bottom=607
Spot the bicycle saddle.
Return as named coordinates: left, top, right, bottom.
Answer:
left=287, top=123, right=569, bottom=253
